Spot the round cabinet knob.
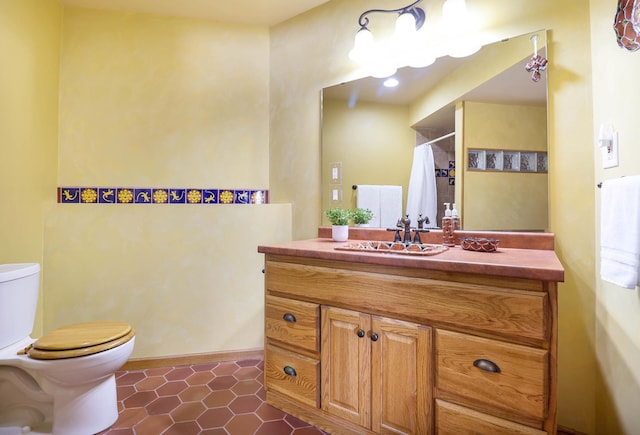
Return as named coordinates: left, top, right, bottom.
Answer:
left=370, top=332, right=379, bottom=342
left=357, top=329, right=365, bottom=338
left=283, top=365, right=297, bottom=377
left=282, top=313, right=296, bottom=323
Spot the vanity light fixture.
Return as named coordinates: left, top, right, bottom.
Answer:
left=349, top=0, right=481, bottom=78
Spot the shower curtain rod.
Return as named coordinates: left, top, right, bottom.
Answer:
left=422, top=131, right=455, bottom=146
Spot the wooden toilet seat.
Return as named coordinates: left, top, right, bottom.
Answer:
left=27, top=321, right=135, bottom=360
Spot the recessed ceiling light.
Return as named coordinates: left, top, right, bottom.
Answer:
left=383, top=77, right=399, bottom=88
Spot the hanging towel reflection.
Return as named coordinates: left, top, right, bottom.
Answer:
left=406, top=143, right=437, bottom=228
left=356, top=185, right=402, bottom=228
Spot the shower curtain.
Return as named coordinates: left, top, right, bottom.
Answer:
left=406, top=143, right=437, bottom=228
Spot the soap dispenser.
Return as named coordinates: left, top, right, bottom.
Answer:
left=442, top=203, right=455, bottom=247
left=451, top=203, right=460, bottom=231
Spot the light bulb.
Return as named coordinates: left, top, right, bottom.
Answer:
left=349, top=28, right=375, bottom=63
left=370, top=63, right=397, bottom=78
left=395, top=12, right=417, bottom=44
left=442, top=0, right=467, bottom=27
left=406, top=52, right=436, bottom=68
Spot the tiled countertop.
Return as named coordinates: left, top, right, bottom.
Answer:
left=258, top=228, right=564, bottom=282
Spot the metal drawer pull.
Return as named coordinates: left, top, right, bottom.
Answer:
left=282, top=313, right=297, bottom=323
left=473, top=358, right=501, bottom=373
left=370, top=332, right=379, bottom=342
left=357, top=329, right=365, bottom=337
left=283, top=365, right=297, bottom=377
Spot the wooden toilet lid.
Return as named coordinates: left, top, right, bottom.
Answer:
left=28, top=321, right=134, bottom=360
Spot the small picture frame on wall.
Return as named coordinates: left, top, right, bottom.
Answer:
left=503, top=151, right=520, bottom=171
left=467, top=150, right=485, bottom=170
left=485, top=150, right=503, bottom=170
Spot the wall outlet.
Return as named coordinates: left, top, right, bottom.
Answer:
left=602, top=131, right=619, bottom=169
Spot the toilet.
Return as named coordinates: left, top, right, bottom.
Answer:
left=0, top=263, right=135, bottom=435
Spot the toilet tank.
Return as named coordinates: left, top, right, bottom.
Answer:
left=0, top=263, right=40, bottom=349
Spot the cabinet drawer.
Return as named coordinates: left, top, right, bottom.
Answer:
left=436, top=329, right=548, bottom=421
left=266, top=295, right=319, bottom=352
left=436, top=400, right=546, bottom=435
left=266, top=260, right=547, bottom=343
left=265, top=344, right=320, bottom=408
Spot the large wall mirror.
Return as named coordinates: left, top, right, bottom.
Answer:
left=321, top=30, right=548, bottom=231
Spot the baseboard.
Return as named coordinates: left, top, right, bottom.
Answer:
left=120, top=347, right=264, bottom=370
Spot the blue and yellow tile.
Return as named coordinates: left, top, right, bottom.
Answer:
left=58, top=187, right=269, bottom=205
left=202, top=189, right=217, bottom=204
left=99, top=188, right=117, bottom=203
left=168, top=189, right=186, bottom=204
left=235, top=190, right=251, bottom=204
left=186, top=189, right=203, bottom=204
left=152, top=189, right=169, bottom=204
left=134, top=189, right=153, bottom=204
left=79, top=188, right=98, bottom=203
left=218, top=190, right=234, bottom=204
left=116, top=188, right=134, bottom=204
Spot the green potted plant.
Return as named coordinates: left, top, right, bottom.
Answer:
left=351, top=207, right=374, bottom=227
left=325, top=207, right=351, bottom=241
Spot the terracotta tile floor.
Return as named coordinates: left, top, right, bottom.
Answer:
left=98, top=359, right=327, bottom=435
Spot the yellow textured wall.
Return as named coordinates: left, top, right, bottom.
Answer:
left=321, top=98, right=413, bottom=220
left=44, top=203, right=291, bottom=357
left=590, top=0, right=640, bottom=433
left=410, top=30, right=546, bottom=127
left=271, top=0, right=595, bottom=432
left=462, top=101, right=548, bottom=231
left=59, top=7, right=270, bottom=186
left=0, top=0, right=62, bottom=337
left=44, top=7, right=292, bottom=358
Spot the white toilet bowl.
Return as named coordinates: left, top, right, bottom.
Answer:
left=0, top=264, right=135, bottom=435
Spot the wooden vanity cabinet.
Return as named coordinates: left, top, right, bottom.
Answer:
left=262, top=253, right=559, bottom=435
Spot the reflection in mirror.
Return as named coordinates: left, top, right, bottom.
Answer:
left=321, top=30, right=548, bottom=231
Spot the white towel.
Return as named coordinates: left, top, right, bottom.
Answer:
left=356, top=185, right=381, bottom=227
left=600, top=175, right=640, bottom=289
left=356, top=185, right=402, bottom=228
left=379, top=185, right=403, bottom=229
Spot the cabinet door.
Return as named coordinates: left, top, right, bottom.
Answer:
left=321, top=306, right=371, bottom=428
left=371, top=316, right=432, bottom=434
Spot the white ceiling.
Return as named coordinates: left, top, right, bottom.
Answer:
left=323, top=53, right=547, bottom=131
left=58, top=0, right=330, bottom=26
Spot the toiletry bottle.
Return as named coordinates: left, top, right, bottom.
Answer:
left=451, top=203, right=460, bottom=231
left=442, top=203, right=454, bottom=246
left=450, top=203, right=460, bottom=245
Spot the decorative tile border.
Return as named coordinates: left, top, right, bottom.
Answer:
left=58, top=187, right=268, bottom=204
left=435, top=160, right=456, bottom=185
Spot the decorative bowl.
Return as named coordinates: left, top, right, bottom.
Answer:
left=460, top=237, right=499, bottom=253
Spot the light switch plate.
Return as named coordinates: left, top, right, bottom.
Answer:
left=602, top=131, right=619, bottom=169
left=330, top=162, right=342, bottom=183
